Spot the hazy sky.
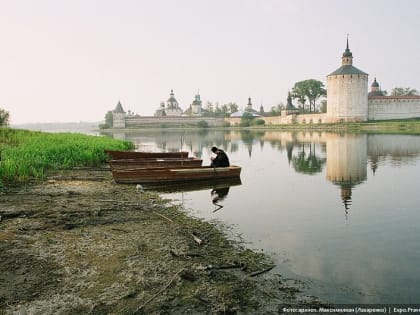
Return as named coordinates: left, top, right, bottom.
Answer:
left=1, top=0, right=420, bottom=124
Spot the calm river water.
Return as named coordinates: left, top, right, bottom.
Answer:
left=110, top=129, right=420, bottom=304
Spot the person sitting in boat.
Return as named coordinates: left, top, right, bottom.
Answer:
left=210, top=146, right=230, bottom=167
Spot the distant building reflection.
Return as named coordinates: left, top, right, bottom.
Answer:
left=367, top=134, right=420, bottom=167
left=325, top=134, right=367, bottom=217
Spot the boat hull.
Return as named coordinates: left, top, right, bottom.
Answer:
left=112, top=165, right=241, bottom=184
left=109, top=158, right=203, bottom=170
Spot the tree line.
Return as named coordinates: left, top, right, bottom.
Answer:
left=382, top=87, right=419, bottom=96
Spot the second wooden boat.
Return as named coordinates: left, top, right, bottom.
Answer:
left=109, top=157, right=203, bottom=170
left=105, top=150, right=189, bottom=160
left=112, top=165, right=241, bottom=184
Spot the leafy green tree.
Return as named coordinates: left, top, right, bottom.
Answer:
left=214, top=103, right=222, bottom=116
left=240, top=111, right=254, bottom=127
left=391, top=87, right=419, bottom=96
left=99, top=110, right=113, bottom=129
left=252, top=119, right=265, bottom=126
left=292, top=79, right=326, bottom=112
left=0, top=108, right=10, bottom=126
left=197, top=120, right=209, bottom=128
left=221, top=104, right=229, bottom=116
left=270, top=106, right=280, bottom=116
left=269, top=103, right=285, bottom=116
left=105, top=110, right=113, bottom=127
left=291, top=83, right=307, bottom=112
left=205, top=101, right=214, bottom=113
left=228, top=102, right=238, bottom=114
left=306, top=79, right=327, bottom=112
left=203, top=102, right=237, bottom=117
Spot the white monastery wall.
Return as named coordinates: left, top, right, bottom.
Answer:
left=124, top=116, right=225, bottom=128
left=368, top=97, right=420, bottom=120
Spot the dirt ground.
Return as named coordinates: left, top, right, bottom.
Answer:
left=0, top=169, right=323, bottom=314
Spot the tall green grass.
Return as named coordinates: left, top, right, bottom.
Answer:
left=0, top=128, right=134, bottom=187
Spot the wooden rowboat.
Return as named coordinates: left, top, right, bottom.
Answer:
left=109, top=157, right=203, bottom=170
left=105, top=150, right=189, bottom=160
left=111, top=165, right=241, bottom=184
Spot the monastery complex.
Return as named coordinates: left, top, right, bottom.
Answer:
left=112, top=40, right=420, bottom=128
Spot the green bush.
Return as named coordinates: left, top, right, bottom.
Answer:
left=99, top=123, right=111, bottom=129
left=197, top=120, right=209, bottom=128
left=239, top=121, right=251, bottom=127
left=252, top=119, right=265, bottom=126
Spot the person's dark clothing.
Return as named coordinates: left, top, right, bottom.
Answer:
left=211, top=149, right=230, bottom=167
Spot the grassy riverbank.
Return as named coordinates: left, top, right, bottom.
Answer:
left=344, top=118, right=420, bottom=134
left=0, top=128, right=134, bottom=188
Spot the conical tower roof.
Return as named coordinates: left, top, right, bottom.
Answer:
left=114, top=101, right=125, bottom=113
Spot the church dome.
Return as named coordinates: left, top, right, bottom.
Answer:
left=192, top=94, right=202, bottom=106
left=167, top=90, right=177, bottom=103
left=163, top=89, right=183, bottom=115
left=371, top=78, right=379, bottom=88
left=368, top=78, right=385, bottom=97
left=342, top=48, right=353, bottom=58
left=166, top=89, right=180, bottom=110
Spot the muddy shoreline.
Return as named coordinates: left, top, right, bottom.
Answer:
left=0, top=169, right=323, bottom=314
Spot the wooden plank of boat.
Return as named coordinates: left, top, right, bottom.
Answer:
left=105, top=150, right=189, bottom=160
left=111, top=165, right=241, bottom=184
left=109, top=157, right=203, bottom=170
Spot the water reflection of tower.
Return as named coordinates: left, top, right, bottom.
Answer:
left=369, top=155, right=379, bottom=175
left=326, top=134, right=367, bottom=217
left=240, top=130, right=254, bottom=157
